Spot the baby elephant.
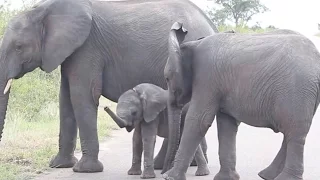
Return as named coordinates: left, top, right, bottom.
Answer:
left=104, top=83, right=209, bottom=179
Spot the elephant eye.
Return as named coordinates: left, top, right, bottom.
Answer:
left=131, top=111, right=137, bottom=116
left=15, top=45, right=22, bottom=53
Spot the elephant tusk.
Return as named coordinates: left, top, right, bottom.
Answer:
left=3, top=79, right=13, bottom=95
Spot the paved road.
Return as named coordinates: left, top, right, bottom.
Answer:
left=36, top=110, right=320, bottom=180
left=35, top=36, right=320, bottom=180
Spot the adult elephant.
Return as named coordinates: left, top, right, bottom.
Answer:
left=0, top=0, right=218, bottom=173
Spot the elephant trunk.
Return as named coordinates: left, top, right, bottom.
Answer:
left=162, top=103, right=182, bottom=174
left=0, top=77, right=11, bottom=142
left=0, top=44, right=10, bottom=141
left=104, top=106, right=128, bottom=128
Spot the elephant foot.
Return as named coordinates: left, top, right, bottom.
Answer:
left=259, top=166, right=282, bottom=180
left=72, top=156, right=103, bottom=173
left=141, top=168, right=156, bottom=179
left=195, top=165, right=210, bottom=176
left=161, top=163, right=174, bottom=174
left=49, top=153, right=78, bottom=168
left=162, top=168, right=186, bottom=180
left=274, top=171, right=303, bottom=180
left=128, top=165, right=142, bottom=175
left=190, top=154, right=208, bottom=167
left=154, top=157, right=164, bottom=170
left=214, top=170, right=240, bottom=180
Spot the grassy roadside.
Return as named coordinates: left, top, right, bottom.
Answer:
left=0, top=69, right=118, bottom=180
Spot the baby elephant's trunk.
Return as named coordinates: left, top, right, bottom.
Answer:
left=104, top=106, right=128, bottom=128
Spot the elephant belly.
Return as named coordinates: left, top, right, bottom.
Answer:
left=221, top=99, right=278, bottom=131
left=234, top=113, right=278, bottom=132
left=102, top=62, right=166, bottom=102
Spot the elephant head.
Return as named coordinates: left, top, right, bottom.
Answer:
left=104, top=83, right=167, bottom=132
left=164, top=22, right=191, bottom=106
left=0, top=0, right=93, bottom=141
left=162, top=22, right=191, bottom=173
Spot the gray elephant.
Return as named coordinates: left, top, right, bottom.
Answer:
left=103, top=83, right=209, bottom=178
left=163, top=22, right=320, bottom=180
left=161, top=28, right=303, bottom=174
left=0, top=0, right=218, bottom=173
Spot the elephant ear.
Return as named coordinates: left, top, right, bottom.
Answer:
left=134, top=84, right=167, bottom=123
left=166, top=22, right=188, bottom=78
left=31, top=0, right=93, bottom=73
left=165, top=22, right=188, bottom=105
left=169, top=22, right=188, bottom=50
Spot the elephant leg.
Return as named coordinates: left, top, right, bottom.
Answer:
left=259, top=137, right=287, bottom=180
left=214, top=112, right=240, bottom=180
left=163, top=97, right=217, bottom=180
left=180, top=103, right=198, bottom=167
left=128, top=126, right=143, bottom=175
left=274, top=123, right=310, bottom=180
left=68, top=62, right=103, bottom=173
left=194, top=144, right=210, bottom=176
left=154, top=138, right=168, bottom=170
left=49, top=70, right=78, bottom=168
left=141, top=120, right=158, bottom=179
left=201, top=137, right=208, bottom=163
left=190, top=137, right=208, bottom=166
left=190, top=156, right=197, bottom=166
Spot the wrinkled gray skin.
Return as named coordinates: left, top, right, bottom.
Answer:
left=163, top=22, right=320, bottom=180
left=161, top=29, right=236, bottom=174
left=104, top=83, right=209, bottom=179
left=0, top=0, right=218, bottom=173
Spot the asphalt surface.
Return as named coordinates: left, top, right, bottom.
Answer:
left=35, top=36, right=320, bottom=180
left=35, top=110, right=320, bottom=180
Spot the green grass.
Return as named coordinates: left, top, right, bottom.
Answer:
left=0, top=69, right=118, bottom=180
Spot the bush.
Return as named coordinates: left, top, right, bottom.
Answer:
left=7, top=69, right=60, bottom=122
left=218, top=24, right=271, bottom=33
